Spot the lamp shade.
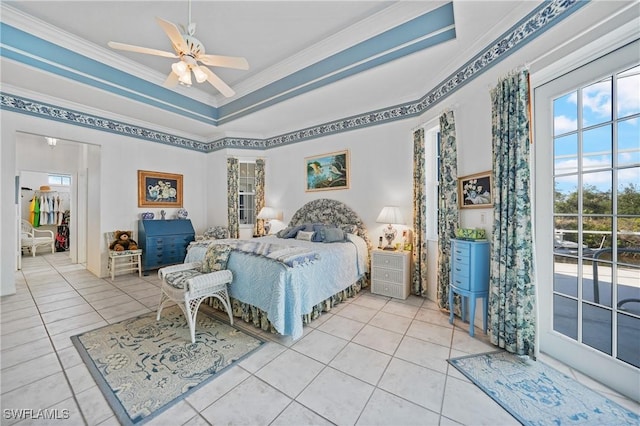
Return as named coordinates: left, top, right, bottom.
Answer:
left=257, top=206, right=278, bottom=220
left=171, top=61, right=188, bottom=76
left=376, top=206, right=403, bottom=224
left=192, top=66, right=208, bottom=83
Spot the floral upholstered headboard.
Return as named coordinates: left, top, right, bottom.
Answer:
left=288, top=199, right=371, bottom=248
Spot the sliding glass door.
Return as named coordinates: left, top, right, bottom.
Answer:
left=534, top=40, right=639, bottom=400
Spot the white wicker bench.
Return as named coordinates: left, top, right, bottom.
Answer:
left=157, top=244, right=233, bottom=343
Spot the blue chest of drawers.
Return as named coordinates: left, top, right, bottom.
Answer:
left=449, top=239, right=490, bottom=337
left=138, top=219, right=195, bottom=272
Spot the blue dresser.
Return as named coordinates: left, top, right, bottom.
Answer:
left=138, top=219, right=195, bottom=273
left=448, top=239, right=490, bottom=337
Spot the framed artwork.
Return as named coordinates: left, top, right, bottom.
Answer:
left=138, top=170, right=183, bottom=207
left=305, top=150, right=350, bottom=192
left=458, top=171, right=492, bottom=209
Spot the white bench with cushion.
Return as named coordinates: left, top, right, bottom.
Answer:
left=157, top=243, right=233, bottom=343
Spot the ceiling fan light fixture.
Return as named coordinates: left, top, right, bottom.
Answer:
left=192, top=66, right=207, bottom=83
left=108, top=7, right=248, bottom=97
left=178, top=70, right=192, bottom=86
left=171, top=61, right=188, bottom=76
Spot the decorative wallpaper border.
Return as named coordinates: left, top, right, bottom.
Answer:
left=0, top=94, right=209, bottom=152
left=1, top=0, right=584, bottom=153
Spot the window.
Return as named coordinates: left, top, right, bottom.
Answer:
left=535, top=39, right=639, bottom=400
left=551, top=64, right=640, bottom=367
left=238, top=162, right=256, bottom=226
left=48, top=174, right=71, bottom=186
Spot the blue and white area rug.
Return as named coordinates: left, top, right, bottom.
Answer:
left=72, top=306, right=264, bottom=425
left=449, top=351, right=639, bottom=426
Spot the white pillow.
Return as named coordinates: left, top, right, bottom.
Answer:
left=296, top=230, right=315, bottom=241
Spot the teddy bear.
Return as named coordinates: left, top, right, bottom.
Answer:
left=109, top=230, right=138, bottom=251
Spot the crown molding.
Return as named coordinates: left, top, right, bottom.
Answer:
left=529, top=6, right=639, bottom=86
left=3, top=0, right=591, bottom=154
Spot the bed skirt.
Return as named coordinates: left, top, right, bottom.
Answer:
left=203, top=275, right=368, bottom=336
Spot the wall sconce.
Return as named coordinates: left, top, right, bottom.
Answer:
left=45, top=137, right=57, bottom=148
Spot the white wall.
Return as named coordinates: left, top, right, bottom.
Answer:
left=202, top=78, right=503, bottom=303
left=3, top=0, right=635, bottom=302
left=206, top=120, right=419, bottom=245
left=199, top=7, right=637, bottom=306
left=0, top=111, right=209, bottom=295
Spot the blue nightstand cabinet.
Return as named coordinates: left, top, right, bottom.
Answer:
left=448, top=239, right=490, bottom=337
left=138, top=219, right=195, bottom=273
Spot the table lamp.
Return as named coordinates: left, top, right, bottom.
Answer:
left=257, top=206, right=278, bottom=235
left=376, top=206, right=403, bottom=250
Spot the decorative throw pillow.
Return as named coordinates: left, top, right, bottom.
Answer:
left=276, top=226, right=293, bottom=238
left=285, top=224, right=307, bottom=238
left=201, top=244, right=232, bottom=273
left=338, top=224, right=359, bottom=235
left=321, top=227, right=345, bottom=243
left=164, top=269, right=203, bottom=290
left=296, top=230, right=315, bottom=241
left=311, top=224, right=328, bottom=242
left=203, top=226, right=230, bottom=240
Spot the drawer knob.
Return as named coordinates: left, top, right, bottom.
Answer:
left=384, top=273, right=390, bottom=278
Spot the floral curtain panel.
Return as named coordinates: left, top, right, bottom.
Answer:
left=412, top=128, right=428, bottom=296
left=254, top=159, right=265, bottom=236
left=437, top=111, right=460, bottom=313
left=489, top=69, right=536, bottom=357
left=227, top=157, right=240, bottom=239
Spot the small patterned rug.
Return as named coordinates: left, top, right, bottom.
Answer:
left=448, top=351, right=639, bottom=426
left=72, top=306, right=264, bottom=425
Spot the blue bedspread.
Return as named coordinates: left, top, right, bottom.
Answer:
left=185, top=234, right=369, bottom=339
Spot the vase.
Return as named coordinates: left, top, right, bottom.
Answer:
left=141, top=212, right=154, bottom=220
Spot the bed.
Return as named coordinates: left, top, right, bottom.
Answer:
left=185, top=199, right=371, bottom=340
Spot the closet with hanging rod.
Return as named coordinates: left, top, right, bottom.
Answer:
left=22, top=186, right=71, bottom=251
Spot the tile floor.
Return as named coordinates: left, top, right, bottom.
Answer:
left=2, top=252, right=638, bottom=425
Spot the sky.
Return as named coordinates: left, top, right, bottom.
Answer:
left=553, top=65, right=639, bottom=195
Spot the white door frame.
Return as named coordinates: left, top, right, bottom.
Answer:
left=533, top=40, right=640, bottom=401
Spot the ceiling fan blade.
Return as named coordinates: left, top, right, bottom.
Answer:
left=155, top=17, right=188, bottom=53
left=163, top=72, right=179, bottom=88
left=199, top=66, right=235, bottom=97
left=198, top=54, right=249, bottom=70
left=108, top=41, right=178, bottom=59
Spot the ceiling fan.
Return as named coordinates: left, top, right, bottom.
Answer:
left=108, top=2, right=248, bottom=97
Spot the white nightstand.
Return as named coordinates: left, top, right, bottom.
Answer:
left=371, top=249, right=411, bottom=299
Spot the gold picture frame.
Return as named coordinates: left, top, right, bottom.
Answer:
left=305, top=150, right=350, bottom=192
left=138, top=170, right=183, bottom=207
left=458, top=171, right=492, bottom=209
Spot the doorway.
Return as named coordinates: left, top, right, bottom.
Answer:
left=534, top=40, right=639, bottom=400
left=15, top=133, right=89, bottom=271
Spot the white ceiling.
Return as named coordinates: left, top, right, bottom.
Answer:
left=2, top=1, right=635, bottom=146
